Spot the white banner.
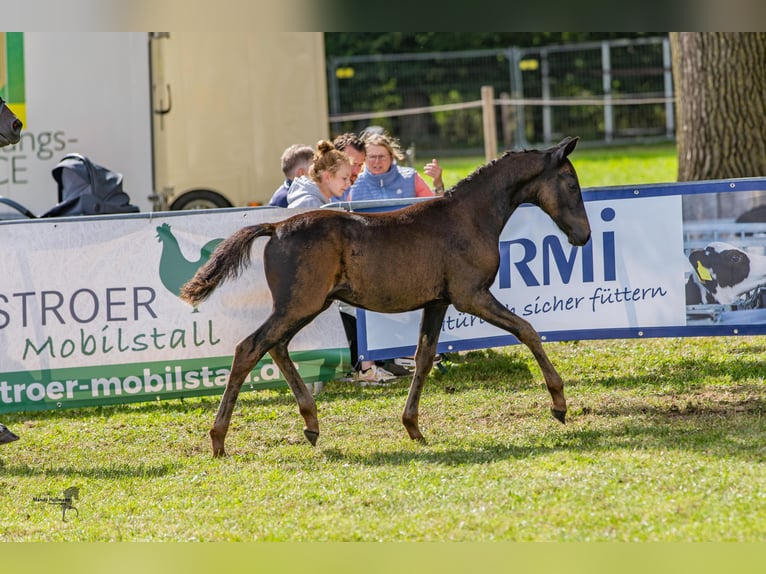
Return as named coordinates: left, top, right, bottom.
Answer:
left=6, top=178, right=766, bottom=412
left=358, top=179, right=766, bottom=360
left=0, top=208, right=348, bottom=413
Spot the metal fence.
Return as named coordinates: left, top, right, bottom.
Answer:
left=328, top=36, right=675, bottom=156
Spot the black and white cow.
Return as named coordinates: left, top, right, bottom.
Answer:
left=686, top=241, right=766, bottom=305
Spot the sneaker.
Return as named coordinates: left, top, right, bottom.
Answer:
left=393, top=354, right=443, bottom=369
left=0, top=424, right=19, bottom=444
left=381, top=360, right=411, bottom=377
left=355, top=366, right=397, bottom=387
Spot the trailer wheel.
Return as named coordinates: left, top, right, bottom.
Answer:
left=170, top=190, right=233, bottom=210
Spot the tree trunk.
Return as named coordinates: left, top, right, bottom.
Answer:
left=671, top=32, right=766, bottom=181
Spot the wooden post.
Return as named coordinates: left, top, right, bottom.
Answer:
left=481, top=85, right=498, bottom=162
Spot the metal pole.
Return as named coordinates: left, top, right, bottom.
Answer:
left=602, top=41, right=613, bottom=143
left=541, top=48, right=552, bottom=145
left=662, top=37, right=675, bottom=140
left=510, top=47, right=527, bottom=148
left=327, top=57, right=341, bottom=133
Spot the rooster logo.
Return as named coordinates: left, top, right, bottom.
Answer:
left=156, top=223, right=223, bottom=298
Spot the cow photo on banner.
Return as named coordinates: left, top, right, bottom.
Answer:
left=684, top=183, right=766, bottom=326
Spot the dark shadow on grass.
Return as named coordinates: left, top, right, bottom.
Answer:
left=320, top=392, right=766, bottom=467
left=321, top=444, right=558, bottom=466
left=577, top=385, right=766, bottom=419
left=426, top=345, right=766, bottom=396
left=0, top=391, right=295, bottom=424
left=0, top=460, right=176, bottom=478
left=0, top=396, right=221, bottom=423
left=321, top=425, right=766, bottom=467
left=574, top=355, right=766, bottom=391
left=424, top=349, right=536, bottom=395
left=0, top=380, right=382, bottom=425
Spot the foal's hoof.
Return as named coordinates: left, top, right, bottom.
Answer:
left=211, top=441, right=227, bottom=458
left=303, top=429, right=319, bottom=446
left=405, top=428, right=426, bottom=443
left=551, top=408, right=567, bottom=424
left=210, top=430, right=227, bottom=457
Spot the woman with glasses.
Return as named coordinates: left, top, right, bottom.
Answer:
left=342, top=131, right=446, bottom=383
left=348, top=132, right=445, bottom=202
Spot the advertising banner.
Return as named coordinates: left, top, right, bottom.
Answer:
left=0, top=208, right=349, bottom=414
left=358, top=178, right=766, bottom=360
left=5, top=178, right=766, bottom=414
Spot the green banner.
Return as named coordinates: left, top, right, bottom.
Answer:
left=1, top=210, right=351, bottom=415
left=0, top=348, right=349, bottom=414
left=5, top=32, right=24, bottom=103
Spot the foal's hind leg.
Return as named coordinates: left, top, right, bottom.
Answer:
left=402, top=303, right=449, bottom=441
left=210, top=316, right=293, bottom=457
left=269, top=342, right=320, bottom=446
left=459, top=291, right=567, bottom=423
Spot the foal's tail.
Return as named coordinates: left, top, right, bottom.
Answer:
left=180, top=224, right=276, bottom=306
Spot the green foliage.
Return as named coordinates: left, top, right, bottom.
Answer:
left=325, top=33, right=659, bottom=58
left=327, top=34, right=670, bottom=152
left=429, top=90, right=483, bottom=149
left=571, top=143, right=678, bottom=187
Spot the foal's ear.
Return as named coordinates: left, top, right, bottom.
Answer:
left=554, top=136, right=579, bottom=162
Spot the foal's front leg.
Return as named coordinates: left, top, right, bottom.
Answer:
left=402, top=303, right=449, bottom=441
left=211, top=336, right=262, bottom=457
left=460, top=291, right=567, bottom=423
left=269, top=342, right=320, bottom=446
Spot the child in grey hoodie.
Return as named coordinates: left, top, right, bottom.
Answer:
left=286, top=140, right=352, bottom=209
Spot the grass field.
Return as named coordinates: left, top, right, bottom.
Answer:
left=432, top=142, right=678, bottom=191
left=6, top=142, right=766, bottom=543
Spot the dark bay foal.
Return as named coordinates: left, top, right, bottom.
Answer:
left=0, top=97, right=22, bottom=445
left=0, top=97, right=22, bottom=147
left=181, top=136, right=591, bottom=457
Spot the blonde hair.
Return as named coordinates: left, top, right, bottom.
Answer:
left=362, top=132, right=405, bottom=163
left=309, top=140, right=352, bottom=182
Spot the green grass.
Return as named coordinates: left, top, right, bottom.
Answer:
left=429, top=142, right=678, bottom=190
left=8, top=143, right=764, bottom=542
left=3, top=337, right=766, bottom=541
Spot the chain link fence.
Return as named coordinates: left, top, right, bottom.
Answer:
left=328, top=36, right=674, bottom=157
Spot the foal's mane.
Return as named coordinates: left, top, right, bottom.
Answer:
left=445, top=148, right=543, bottom=198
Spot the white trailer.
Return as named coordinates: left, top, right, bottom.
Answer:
left=149, top=31, right=329, bottom=210
left=0, top=32, right=328, bottom=217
